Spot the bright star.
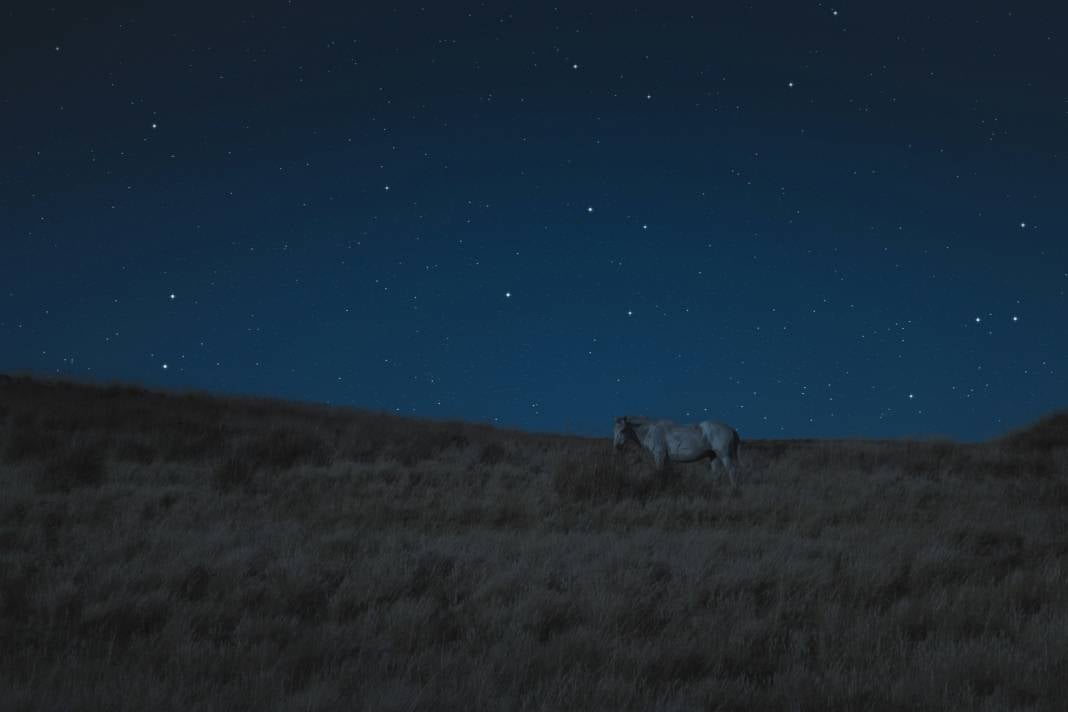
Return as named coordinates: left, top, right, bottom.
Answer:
left=787, top=81, right=794, bottom=88
left=627, top=310, right=633, bottom=316
left=384, top=185, right=390, bottom=191
left=1012, top=315, right=1019, bottom=322
left=975, top=317, right=981, bottom=323
left=162, top=363, right=168, bottom=370
left=505, top=291, right=511, bottom=298
left=642, top=224, right=648, bottom=230
left=572, top=63, right=578, bottom=69
left=1019, top=221, right=1026, bottom=228
left=586, top=206, right=594, bottom=213
left=151, top=123, right=158, bottom=130
left=169, top=293, right=175, bottom=300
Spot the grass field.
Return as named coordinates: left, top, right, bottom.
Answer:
left=2, top=375, right=1067, bottom=711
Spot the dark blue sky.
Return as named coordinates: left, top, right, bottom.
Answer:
left=3, top=2, right=1066, bottom=439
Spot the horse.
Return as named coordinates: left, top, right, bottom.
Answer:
left=613, top=415, right=742, bottom=487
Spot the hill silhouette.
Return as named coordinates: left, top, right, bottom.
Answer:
left=2, top=374, right=1067, bottom=711
left=1000, top=410, right=1068, bottom=452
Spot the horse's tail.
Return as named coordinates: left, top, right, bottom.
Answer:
left=731, top=429, right=742, bottom=467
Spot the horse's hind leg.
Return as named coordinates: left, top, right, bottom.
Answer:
left=713, top=450, right=738, bottom=489
left=707, top=454, right=725, bottom=483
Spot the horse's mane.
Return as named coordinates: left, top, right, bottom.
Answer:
left=624, top=415, right=652, bottom=427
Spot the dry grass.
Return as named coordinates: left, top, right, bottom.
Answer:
left=1, top=375, right=1067, bottom=711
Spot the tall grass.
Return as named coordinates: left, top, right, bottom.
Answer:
left=1, top=374, right=1067, bottom=711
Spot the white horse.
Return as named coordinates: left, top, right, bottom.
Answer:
left=613, top=415, right=742, bottom=487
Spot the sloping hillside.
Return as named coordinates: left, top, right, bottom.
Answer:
left=2, top=376, right=1067, bottom=711
left=1000, top=410, right=1068, bottom=453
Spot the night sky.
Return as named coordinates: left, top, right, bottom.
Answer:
left=3, top=2, right=1066, bottom=440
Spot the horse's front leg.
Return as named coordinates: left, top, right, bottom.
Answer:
left=652, top=447, right=667, bottom=472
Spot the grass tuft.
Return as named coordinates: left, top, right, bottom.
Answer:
left=213, top=455, right=255, bottom=491
left=34, top=440, right=107, bottom=492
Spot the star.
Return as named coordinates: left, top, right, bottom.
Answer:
left=586, top=206, right=594, bottom=213
left=642, top=224, right=648, bottom=230
left=974, top=316, right=981, bottom=323
left=169, top=293, right=175, bottom=300
left=384, top=185, right=390, bottom=191
left=1012, top=315, right=1019, bottom=322
left=572, top=63, right=578, bottom=69
left=627, top=309, right=633, bottom=316
left=505, top=291, right=511, bottom=298
left=1019, top=221, right=1026, bottom=228
left=151, top=123, right=158, bottom=130
left=787, top=81, right=794, bottom=88
left=162, top=363, right=168, bottom=369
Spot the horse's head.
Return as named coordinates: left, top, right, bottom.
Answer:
left=613, top=416, right=632, bottom=451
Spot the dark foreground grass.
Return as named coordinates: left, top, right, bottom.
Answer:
left=2, top=375, right=1068, bottom=711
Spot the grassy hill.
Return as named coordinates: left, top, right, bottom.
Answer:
left=2, top=375, right=1067, bottom=711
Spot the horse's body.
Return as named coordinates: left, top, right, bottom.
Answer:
left=613, top=415, right=741, bottom=487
